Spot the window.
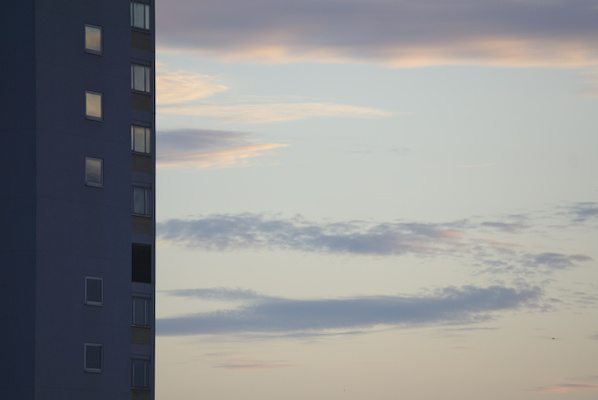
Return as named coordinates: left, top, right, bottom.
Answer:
left=85, top=24, right=102, bottom=54
left=131, top=2, right=150, bottom=30
left=131, top=125, right=151, bottom=154
left=84, top=343, right=103, bottom=373
left=85, top=157, right=103, bottom=187
left=131, top=64, right=151, bottom=93
left=133, top=186, right=151, bottom=216
left=132, top=297, right=150, bottom=326
left=85, top=91, right=102, bottom=120
left=85, top=277, right=103, bottom=306
left=132, top=244, right=151, bottom=283
left=132, top=358, right=150, bottom=388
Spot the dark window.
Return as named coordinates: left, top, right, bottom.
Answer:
left=85, top=157, right=103, bottom=187
left=132, top=186, right=151, bottom=216
left=132, top=358, right=150, bottom=387
left=132, top=244, right=151, bottom=283
left=85, top=277, right=103, bottom=306
left=132, top=297, right=150, bottom=326
left=84, top=343, right=103, bottom=372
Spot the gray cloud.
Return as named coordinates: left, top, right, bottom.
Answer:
left=157, top=0, right=598, bottom=67
left=158, top=213, right=466, bottom=255
left=524, top=253, right=592, bottom=270
left=157, top=285, right=541, bottom=336
left=567, top=202, right=598, bottom=223
left=157, top=213, right=592, bottom=274
left=480, top=221, right=528, bottom=233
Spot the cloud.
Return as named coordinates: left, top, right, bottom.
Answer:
left=158, top=213, right=466, bottom=255
left=566, top=202, right=598, bottom=223
left=157, top=129, right=288, bottom=169
left=159, top=102, right=394, bottom=123
left=155, top=66, right=394, bottom=123
left=523, top=253, right=592, bottom=270
left=157, top=0, right=598, bottom=68
left=480, top=221, right=528, bottom=233
left=156, top=67, right=228, bottom=105
left=157, top=213, right=592, bottom=274
left=532, top=383, right=598, bottom=394
left=157, top=285, right=541, bottom=336
left=203, top=352, right=293, bottom=370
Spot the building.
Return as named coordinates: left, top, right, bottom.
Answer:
left=0, top=1, right=156, bottom=399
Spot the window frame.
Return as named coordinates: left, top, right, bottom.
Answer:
left=131, top=63, right=151, bottom=94
left=85, top=157, right=104, bottom=187
left=85, top=90, right=103, bottom=121
left=132, top=358, right=151, bottom=388
left=131, top=124, right=151, bottom=155
left=84, top=24, right=103, bottom=55
left=132, top=185, right=151, bottom=216
left=130, top=2, right=150, bottom=31
left=132, top=244, right=152, bottom=284
left=132, top=296, right=151, bottom=327
left=84, top=343, right=103, bottom=373
left=85, top=276, right=103, bottom=306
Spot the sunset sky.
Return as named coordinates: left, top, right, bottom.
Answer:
left=153, top=1, right=598, bottom=399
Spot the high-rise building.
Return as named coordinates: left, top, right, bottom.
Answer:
left=0, top=1, right=156, bottom=399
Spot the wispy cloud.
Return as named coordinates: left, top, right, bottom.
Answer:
left=158, top=285, right=541, bottom=336
left=156, top=67, right=228, bottom=105
left=157, top=0, right=598, bottom=68
left=157, top=129, right=288, bottom=169
left=532, top=383, right=598, bottom=394
left=157, top=212, right=592, bottom=274
left=203, top=352, right=293, bottom=370
left=522, top=253, right=592, bottom=271
left=160, top=102, right=394, bottom=124
left=566, top=202, right=598, bottom=223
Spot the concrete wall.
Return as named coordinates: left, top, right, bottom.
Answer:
left=1, top=1, right=155, bottom=399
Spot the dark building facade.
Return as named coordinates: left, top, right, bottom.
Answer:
left=0, top=1, right=156, bottom=399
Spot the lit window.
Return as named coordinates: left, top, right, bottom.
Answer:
left=132, top=358, right=150, bottom=388
left=85, top=24, right=102, bottom=54
left=132, top=244, right=151, bottom=283
left=84, top=343, right=103, bottom=373
left=132, top=297, right=150, bottom=326
left=131, top=64, right=151, bottom=93
left=131, top=2, right=150, bottom=30
left=85, top=157, right=103, bottom=187
left=85, top=91, right=102, bottom=120
left=85, top=277, right=103, bottom=306
left=132, top=186, right=151, bottom=216
left=131, top=125, right=151, bottom=154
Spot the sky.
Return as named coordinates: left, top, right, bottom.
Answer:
left=153, top=1, right=598, bottom=399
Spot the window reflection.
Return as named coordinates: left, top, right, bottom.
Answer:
left=131, top=125, right=151, bottom=154
left=85, top=25, right=102, bottom=54
left=85, top=91, right=102, bottom=120
left=131, top=64, right=151, bottom=93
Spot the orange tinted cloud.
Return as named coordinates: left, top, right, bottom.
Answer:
left=160, top=102, right=394, bottom=123
left=533, top=383, right=598, bottom=394
left=157, top=129, right=288, bottom=169
left=156, top=66, right=228, bottom=105
left=157, top=0, right=598, bottom=68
